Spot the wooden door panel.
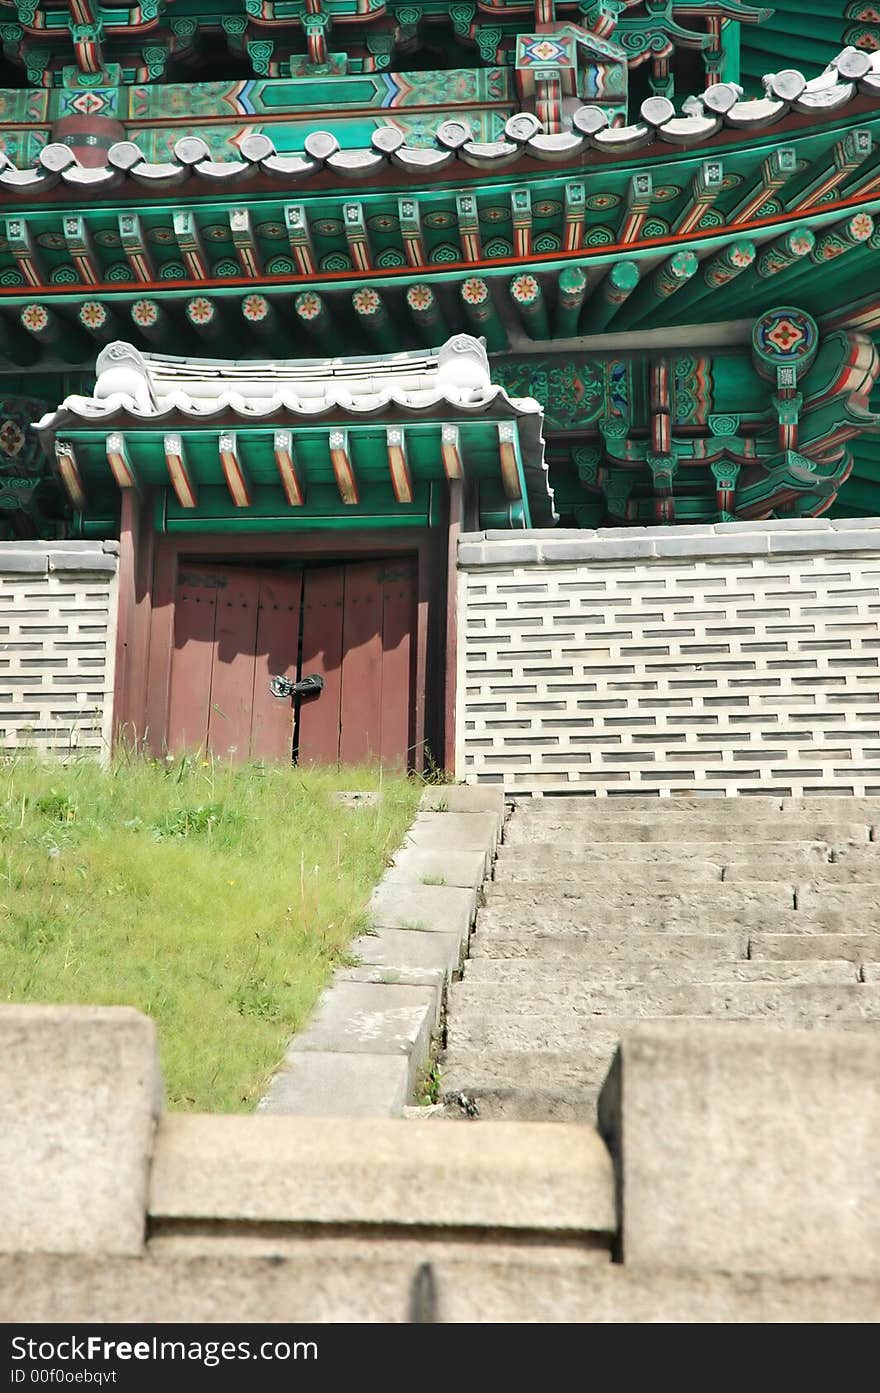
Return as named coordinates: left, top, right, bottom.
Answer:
left=251, top=571, right=301, bottom=760
left=339, top=561, right=384, bottom=765
left=298, top=566, right=345, bottom=765
left=207, top=570, right=261, bottom=759
left=379, top=560, right=416, bottom=768
left=167, top=570, right=219, bottom=753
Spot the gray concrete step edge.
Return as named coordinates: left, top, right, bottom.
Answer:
left=259, top=787, right=498, bottom=1119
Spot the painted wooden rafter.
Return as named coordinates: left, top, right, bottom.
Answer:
left=284, top=204, right=317, bottom=276
left=105, top=432, right=139, bottom=492
left=730, top=147, right=797, bottom=225
left=497, top=422, right=523, bottom=501
left=456, top=194, right=482, bottom=263
left=619, top=173, right=653, bottom=245
left=62, top=215, right=100, bottom=287
left=117, top=212, right=155, bottom=283
left=172, top=211, right=208, bottom=281
left=563, top=182, right=586, bottom=252
left=673, top=160, right=724, bottom=237
left=4, top=217, right=45, bottom=289
left=342, top=201, right=372, bottom=272
left=229, top=209, right=263, bottom=278
left=386, top=427, right=413, bottom=504
left=163, top=433, right=198, bottom=509
left=295, top=289, right=333, bottom=345
left=218, top=431, right=253, bottom=508
left=511, top=188, right=532, bottom=258
left=329, top=428, right=359, bottom=505
left=441, top=424, right=464, bottom=481
left=54, top=440, right=87, bottom=510
left=787, top=130, right=873, bottom=213
left=406, top=283, right=447, bottom=339
left=273, top=430, right=305, bottom=506
left=398, top=198, right=426, bottom=268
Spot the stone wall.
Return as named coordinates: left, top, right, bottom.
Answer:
left=456, top=519, right=880, bottom=796
left=0, top=542, right=118, bottom=759
left=0, top=1005, right=877, bottom=1323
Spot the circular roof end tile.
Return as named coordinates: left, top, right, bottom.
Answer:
left=303, top=130, right=340, bottom=161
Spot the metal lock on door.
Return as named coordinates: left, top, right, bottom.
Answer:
left=270, top=673, right=325, bottom=700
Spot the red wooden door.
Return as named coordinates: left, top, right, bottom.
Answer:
left=168, top=565, right=301, bottom=761
left=298, top=558, right=416, bottom=768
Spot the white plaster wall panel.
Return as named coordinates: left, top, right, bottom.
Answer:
left=456, top=524, right=880, bottom=797
left=0, top=546, right=118, bottom=759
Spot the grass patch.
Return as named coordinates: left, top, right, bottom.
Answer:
left=0, top=753, right=419, bottom=1112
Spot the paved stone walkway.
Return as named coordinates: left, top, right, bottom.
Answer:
left=441, top=797, right=880, bottom=1122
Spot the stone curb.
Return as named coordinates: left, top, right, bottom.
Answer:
left=458, top=519, right=880, bottom=568
left=0, top=542, right=120, bottom=576
left=258, top=786, right=503, bottom=1118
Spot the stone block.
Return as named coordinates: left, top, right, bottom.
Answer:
left=1, top=1252, right=878, bottom=1324
left=450, top=980, right=879, bottom=1025
left=504, top=818, right=869, bottom=845
left=597, top=525, right=715, bottom=539
left=48, top=550, right=116, bottom=574
left=385, top=846, right=489, bottom=888
left=406, top=809, right=501, bottom=854
left=351, top=926, right=463, bottom=979
left=714, top=518, right=832, bottom=533
left=748, top=935, right=880, bottom=962
left=369, top=882, right=476, bottom=940
left=598, top=1022, right=880, bottom=1277
left=419, top=784, right=506, bottom=818
left=461, top=958, right=855, bottom=986
left=258, top=1053, right=411, bottom=1118
left=653, top=534, right=771, bottom=558
left=471, top=932, right=748, bottom=963
left=287, top=980, right=438, bottom=1099
left=830, top=517, right=880, bottom=530
left=150, top=1114, right=614, bottom=1237
left=484, top=884, right=796, bottom=913
left=485, top=528, right=587, bottom=541
left=0, top=1005, right=162, bottom=1256
left=337, top=963, right=446, bottom=997
left=768, top=530, right=880, bottom=553
left=0, top=549, right=48, bottom=575
left=798, top=883, right=880, bottom=913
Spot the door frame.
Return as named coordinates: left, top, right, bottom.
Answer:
left=113, top=492, right=449, bottom=773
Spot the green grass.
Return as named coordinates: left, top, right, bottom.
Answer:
left=0, top=754, right=419, bottom=1112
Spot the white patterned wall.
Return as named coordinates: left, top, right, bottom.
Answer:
left=0, top=544, right=118, bottom=759
left=457, top=521, right=880, bottom=797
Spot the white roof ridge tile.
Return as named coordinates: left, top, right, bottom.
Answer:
left=1, top=48, right=874, bottom=198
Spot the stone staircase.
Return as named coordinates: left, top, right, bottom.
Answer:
left=441, top=797, right=880, bottom=1123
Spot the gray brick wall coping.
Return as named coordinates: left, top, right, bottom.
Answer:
left=0, top=542, right=119, bottom=576
left=459, top=519, right=880, bottom=568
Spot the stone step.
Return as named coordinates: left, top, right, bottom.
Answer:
left=460, top=959, right=857, bottom=987
left=442, top=1041, right=622, bottom=1097
left=510, top=796, right=880, bottom=820
left=441, top=1084, right=600, bottom=1125
left=497, top=860, right=726, bottom=884
left=474, top=905, right=880, bottom=935
left=483, top=883, right=797, bottom=912
left=503, top=819, right=870, bottom=846
left=446, top=987, right=880, bottom=1042
left=470, top=932, right=749, bottom=963
left=726, top=860, right=880, bottom=885
left=512, top=795, right=789, bottom=817
left=797, top=884, right=880, bottom=913
left=494, top=844, right=832, bottom=872
left=748, top=935, right=880, bottom=963
left=494, top=858, right=880, bottom=887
